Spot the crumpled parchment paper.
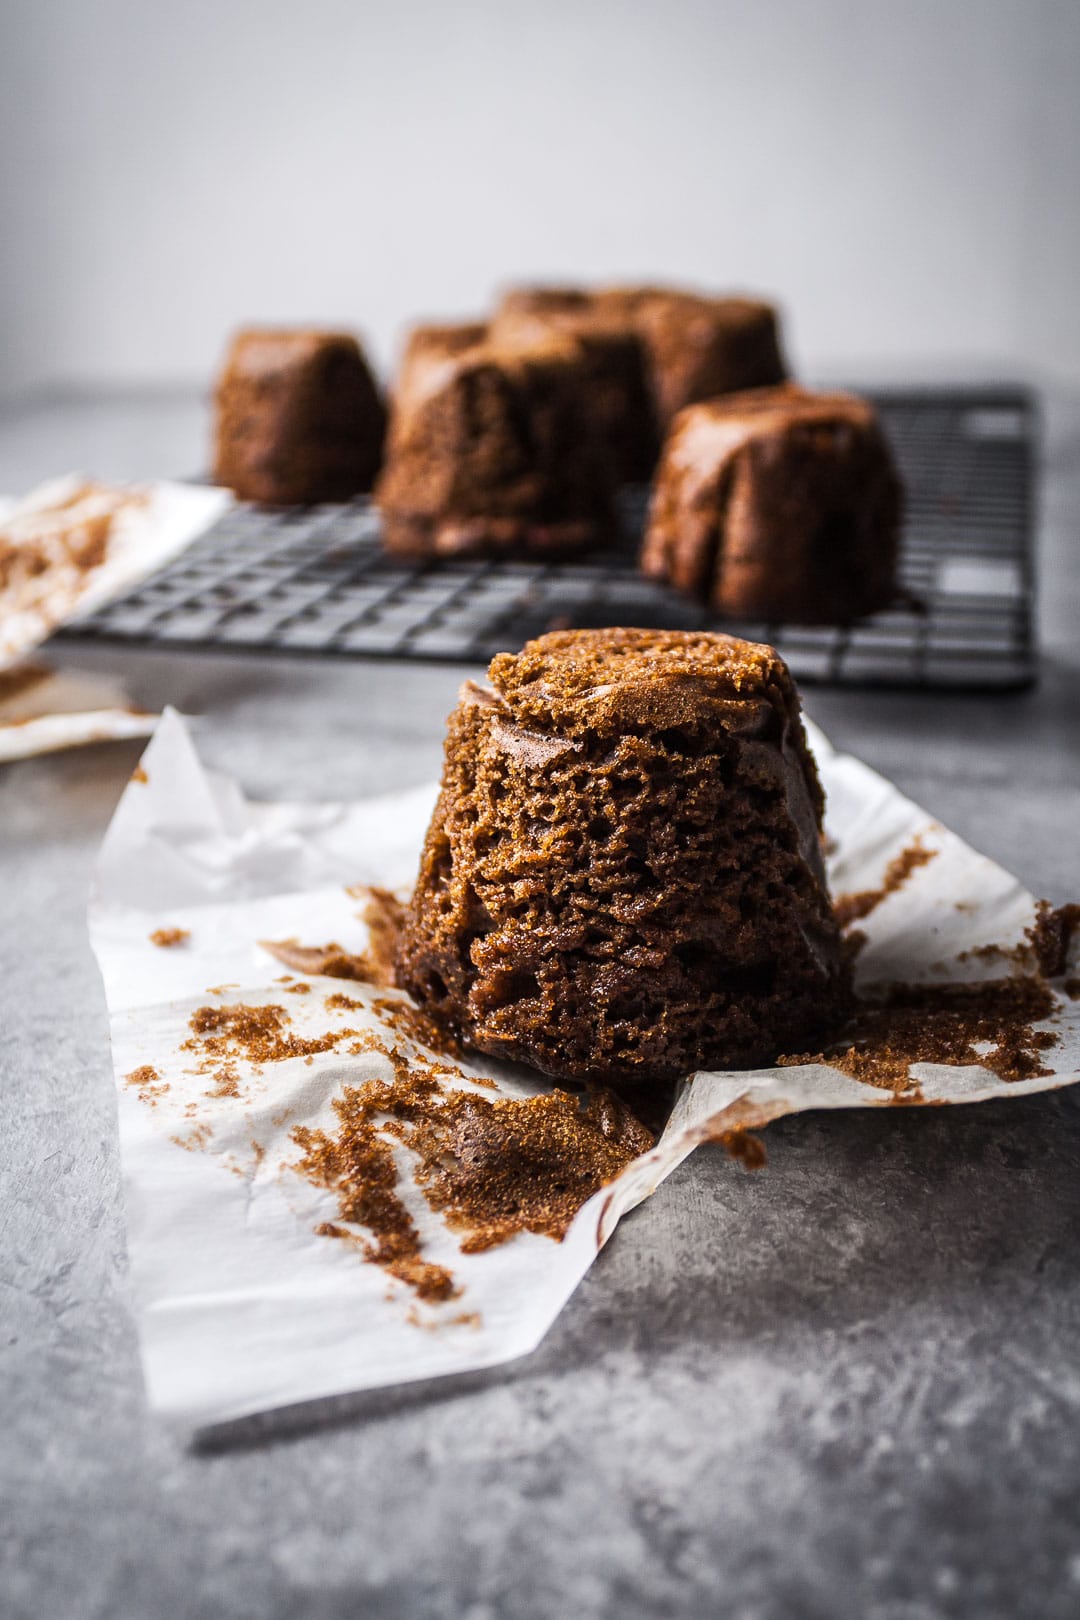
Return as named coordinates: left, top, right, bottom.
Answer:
left=0, top=478, right=228, bottom=760
left=0, top=663, right=157, bottom=763
left=88, top=710, right=1080, bottom=1436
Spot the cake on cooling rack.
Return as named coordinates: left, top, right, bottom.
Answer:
left=394, top=320, right=491, bottom=379
left=641, top=383, right=903, bottom=624
left=496, top=287, right=594, bottom=320
left=497, top=283, right=787, bottom=434
left=593, top=287, right=788, bottom=427
left=491, top=295, right=658, bottom=482
left=212, top=328, right=386, bottom=505
left=394, top=627, right=851, bottom=1087
left=375, top=327, right=616, bottom=559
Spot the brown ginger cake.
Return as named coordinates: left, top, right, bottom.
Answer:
left=393, top=321, right=491, bottom=386
left=212, top=328, right=386, bottom=505
left=497, top=283, right=787, bottom=432
left=395, top=627, right=850, bottom=1088
left=642, top=382, right=903, bottom=624
left=594, top=287, right=788, bottom=427
left=376, top=328, right=617, bottom=559
left=491, top=293, right=658, bottom=481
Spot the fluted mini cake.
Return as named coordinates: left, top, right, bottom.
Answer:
left=393, top=320, right=490, bottom=385
left=642, top=383, right=903, bottom=624
left=376, top=328, right=616, bottom=559
left=212, top=328, right=385, bottom=505
left=595, top=287, right=788, bottom=427
left=492, top=294, right=657, bottom=481
left=395, top=627, right=851, bottom=1087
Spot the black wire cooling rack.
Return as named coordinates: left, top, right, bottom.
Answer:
left=58, top=387, right=1037, bottom=690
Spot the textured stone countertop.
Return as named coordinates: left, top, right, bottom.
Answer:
left=2, top=388, right=1079, bottom=1620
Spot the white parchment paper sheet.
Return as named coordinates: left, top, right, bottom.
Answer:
left=0, top=479, right=227, bottom=759
left=0, top=664, right=157, bottom=762
left=0, top=477, right=230, bottom=672
left=88, top=711, right=1080, bottom=1434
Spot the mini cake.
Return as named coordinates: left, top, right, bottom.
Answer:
left=385, top=321, right=490, bottom=455
left=394, top=320, right=490, bottom=386
left=395, top=627, right=851, bottom=1087
left=490, top=301, right=658, bottom=483
left=375, top=330, right=617, bottom=559
left=498, top=284, right=787, bottom=430
left=212, top=328, right=386, bottom=504
left=642, top=383, right=903, bottom=624
left=594, top=287, right=787, bottom=427
left=496, top=287, right=594, bottom=320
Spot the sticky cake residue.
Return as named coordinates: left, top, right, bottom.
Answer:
left=292, top=1046, right=653, bottom=1299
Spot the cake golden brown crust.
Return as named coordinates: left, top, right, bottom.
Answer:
left=376, top=327, right=617, bottom=560
left=395, top=627, right=851, bottom=1087
left=496, top=283, right=786, bottom=435
left=492, top=295, right=658, bottom=481
left=642, top=383, right=904, bottom=624
left=395, top=321, right=491, bottom=378
left=594, top=287, right=788, bottom=426
left=212, top=328, right=386, bottom=505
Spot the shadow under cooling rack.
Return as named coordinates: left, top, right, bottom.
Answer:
left=58, top=386, right=1038, bottom=691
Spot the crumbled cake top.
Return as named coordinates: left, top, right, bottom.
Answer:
left=486, top=626, right=797, bottom=738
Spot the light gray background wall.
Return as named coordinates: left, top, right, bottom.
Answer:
left=1, top=0, right=1078, bottom=401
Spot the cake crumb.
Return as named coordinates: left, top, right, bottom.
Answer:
left=835, top=836, right=937, bottom=927
left=1026, top=901, right=1080, bottom=978
left=0, top=481, right=148, bottom=624
left=131, top=765, right=148, bottom=784
left=404, top=1305, right=483, bottom=1333
left=150, top=926, right=189, bottom=948
left=262, top=938, right=382, bottom=985
left=183, top=1002, right=358, bottom=1065
left=203, top=1064, right=242, bottom=1100
left=292, top=1039, right=652, bottom=1300
left=171, top=1122, right=213, bottom=1152
left=780, top=974, right=1057, bottom=1091
left=957, top=942, right=1013, bottom=965
left=371, top=994, right=463, bottom=1059
left=326, top=992, right=363, bottom=1012
left=953, top=901, right=1080, bottom=977
left=125, top=1064, right=168, bottom=1104
left=718, top=1128, right=768, bottom=1170
left=261, top=891, right=405, bottom=992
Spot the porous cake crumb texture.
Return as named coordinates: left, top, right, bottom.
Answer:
left=396, top=628, right=851, bottom=1086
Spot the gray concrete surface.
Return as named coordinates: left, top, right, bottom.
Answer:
left=2, top=392, right=1079, bottom=1620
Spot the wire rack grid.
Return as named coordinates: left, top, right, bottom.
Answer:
left=57, top=386, right=1037, bottom=691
